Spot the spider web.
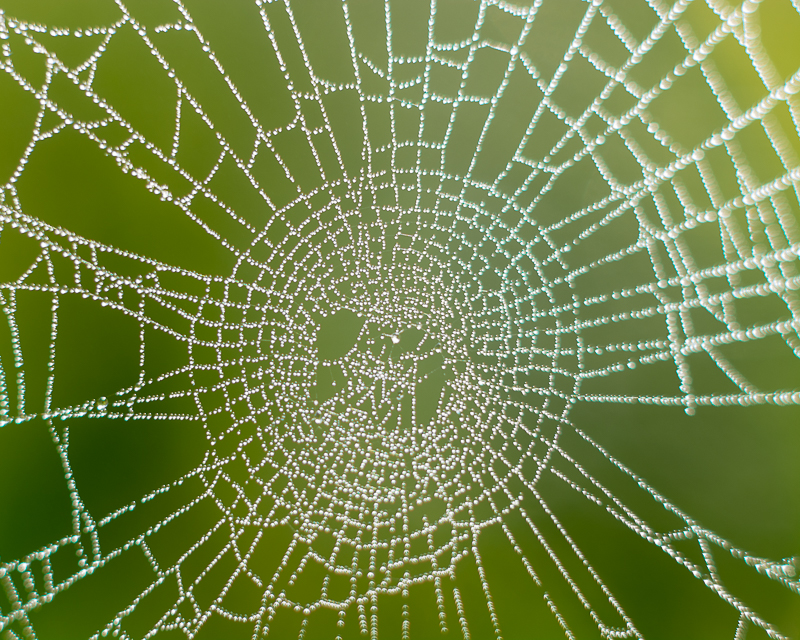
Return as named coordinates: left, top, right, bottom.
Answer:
left=0, top=0, right=799, bottom=638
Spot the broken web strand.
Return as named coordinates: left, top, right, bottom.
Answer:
left=0, top=0, right=798, bottom=638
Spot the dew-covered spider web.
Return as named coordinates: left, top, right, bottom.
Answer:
left=0, top=0, right=799, bottom=638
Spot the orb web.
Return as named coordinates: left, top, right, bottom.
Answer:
left=0, top=0, right=799, bottom=638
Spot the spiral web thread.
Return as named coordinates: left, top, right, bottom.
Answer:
left=0, top=0, right=799, bottom=638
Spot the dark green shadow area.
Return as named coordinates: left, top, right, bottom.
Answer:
left=28, top=546, right=155, bottom=640
left=66, top=415, right=208, bottom=520
left=51, top=295, right=139, bottom=409
left=0, top=419, right=73, bottom=562
left=570, top=401, right=800, bottom=639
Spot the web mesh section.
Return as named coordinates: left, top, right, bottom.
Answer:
left=0, top=0, right=799, bottom=638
